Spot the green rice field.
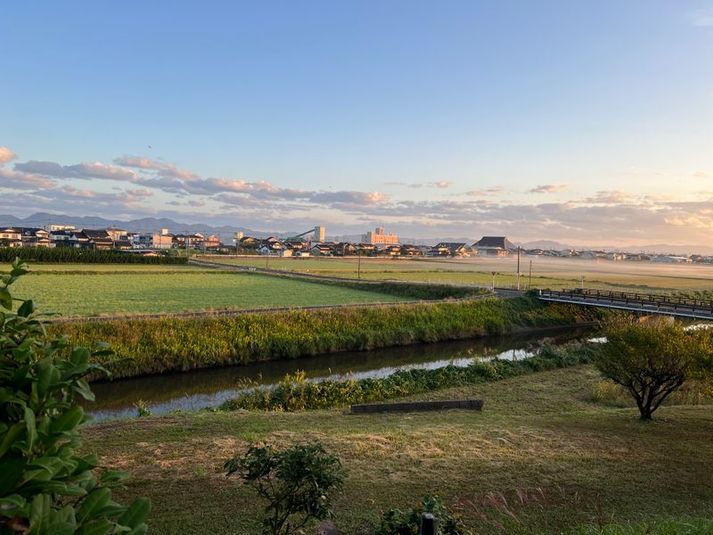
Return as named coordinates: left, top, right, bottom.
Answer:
left=203, top=255, right=713, bottom=293
left=13, top=267, right=407, bottom=317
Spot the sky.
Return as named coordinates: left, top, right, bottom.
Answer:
left=1, top=1, right=713, bottom=245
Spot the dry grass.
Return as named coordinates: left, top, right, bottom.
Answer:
left=83, top=366, right=713, bottom=534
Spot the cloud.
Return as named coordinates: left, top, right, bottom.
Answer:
left=528, top=184, right=569, bottom=194
left=0, top=167, right=56, bottom=189
left=15, top=160, right=139, bottom=182
left=581, top=190, right=635, bottom=204
left=0, top=147, right=17, bottom=165
left=114, top=156, right=198, bottom=181
left=690, top=8, right=713, bottom=27
left=385, top=181, right=452, bottom=189
left=464, top=186, right=504, bottom=197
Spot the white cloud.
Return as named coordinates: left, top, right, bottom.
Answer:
left=0, top=147, right=17, bottom=165
left=690, top=8, right=713, bottom=27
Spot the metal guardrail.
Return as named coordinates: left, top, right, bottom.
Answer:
left=537, top=289, right=713, bottom=319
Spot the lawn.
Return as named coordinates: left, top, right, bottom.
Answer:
left=83, top=365, right=713, bottom=534
left=12, top=268, right=407, bottom=316
left=203, top=255, right=713, bottom=293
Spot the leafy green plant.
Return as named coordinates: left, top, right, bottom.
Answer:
left=375, top=495, right=469, bottom=535
left=0, top=259, right=150, bottom=533
left=224, top=442, right=345, bottom=535
left=133, top=400, right=152, bottom=418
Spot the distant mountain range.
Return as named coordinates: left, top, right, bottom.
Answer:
left=2, top=213, right=712, bottom=256
left=0, top=213, right=270, bottom=242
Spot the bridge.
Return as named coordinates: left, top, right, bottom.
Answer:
left=538, top=289, right=713, bottom=320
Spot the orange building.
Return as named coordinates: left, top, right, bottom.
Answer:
left=362, top=226, right=399, bottom=245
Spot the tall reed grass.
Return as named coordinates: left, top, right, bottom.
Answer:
left=56, top=297, right=603, bottom=380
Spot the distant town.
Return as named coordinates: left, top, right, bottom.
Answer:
left=0, top=223, right=710, bottom=265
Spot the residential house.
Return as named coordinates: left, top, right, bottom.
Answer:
left=334, top=242, right=358, bottom=256
left=310, top=243, right=335, bottom=256
left=472, top=236, right=515, bottom=256
left=18, top=228, right=50, bottom=247
left=203, top=234, right=221, bottom=249
left=399, top=244, right=423, bottom=256
left=0, top=227, right=22, bottom=247
left=49, top=229, right=81, bottom=248
left=78, top=229, right=114, bottom=250
left=173, top=233, right=204, bottom=249
left=151, top=232, right=174, bottom=249
left=432, top=242, right=469, bottom=257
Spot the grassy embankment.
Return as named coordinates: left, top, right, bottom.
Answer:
left=58, top=296, right=602, bottom=380
left=83, top=365, right=713, bottom=534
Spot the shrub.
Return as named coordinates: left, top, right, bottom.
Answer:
left=224, top=442, right=345, bottom=535
left=375, top=495, right=469, bottom=535
left=594, top=319, right=712, bottom=420
left=0, top=260, right=150, bottom=533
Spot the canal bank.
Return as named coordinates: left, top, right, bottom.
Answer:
left=64, top=296, right=605, bottom=381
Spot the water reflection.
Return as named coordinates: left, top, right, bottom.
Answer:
left=87, top=327, right=592, bottom=421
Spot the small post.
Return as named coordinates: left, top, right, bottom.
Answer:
left=357, top=248, right=362, bottom=280
left=420, top=513, right=438, bottom=535
left=528, top=259, right=533, bottom=290
left=491, top=271, right=497, bottom=291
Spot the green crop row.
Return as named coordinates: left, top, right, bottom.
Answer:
left=55, top=297, right=604, bottom=380
left=221, top=342, right=597, bottom=411
left=0, top=247, right=188, bottom=264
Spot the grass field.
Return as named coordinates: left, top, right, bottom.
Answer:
left=203, top=255, right=713, bottom=293
left=83, top=365, right=713, bottom=534
left=13, top=267, right=407, bottom=316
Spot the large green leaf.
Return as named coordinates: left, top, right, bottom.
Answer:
left=117, top=498, right=151, bottom=529
left=76, top=488, right=111, bottom=524
left=0, top=287, right=12, bottom=310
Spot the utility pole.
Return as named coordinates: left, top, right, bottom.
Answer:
left=516, top=246, right=521, bottom=290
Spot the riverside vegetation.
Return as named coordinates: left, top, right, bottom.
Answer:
left=221, top=341, right=596, bottom=411
left=57, top=296, right=603, bottom=379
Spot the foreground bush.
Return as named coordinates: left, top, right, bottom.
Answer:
left=375, top=495, right=469, bottom=535
left=595, top=320, right=712, bottom=420
left=0, top=246, right=187, bottom=264
left=0, top=260, right=150, bottom=533
left=225, top=442, right=345, bottom=535
left=60, top=297, right=603, bottom=380
left=222, top=342, right=595, bottom=411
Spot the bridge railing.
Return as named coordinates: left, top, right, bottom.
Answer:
left=538, top=288, right=713, bottom=313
